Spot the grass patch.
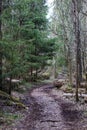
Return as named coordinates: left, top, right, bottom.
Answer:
left=0, top=111, right=22, bottom=126
left=24, top=82, right=33, bottom=88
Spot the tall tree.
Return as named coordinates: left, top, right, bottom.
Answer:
left=0, top=0, right=2, bottom=90
left=72, top=0, right=82, bottom=101
left=1, top=0, right=54, bottom=91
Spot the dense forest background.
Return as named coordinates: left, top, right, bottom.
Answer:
left=0, top=0, right=55, bottom=94
left=0, top=0, right=87, bottom=101
left=51, top=0, right=87, bottom=101
left=1, top=0, right=87, bottom=129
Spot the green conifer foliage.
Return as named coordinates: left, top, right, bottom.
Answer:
left=0, top=0, right=54, bottom=93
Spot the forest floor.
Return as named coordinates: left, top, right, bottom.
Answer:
left=1, top=82, right=87, bottom=130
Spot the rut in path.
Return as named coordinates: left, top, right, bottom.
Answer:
left=11, top=84, right=86, bottom=130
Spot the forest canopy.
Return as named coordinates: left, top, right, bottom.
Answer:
left=0, top=0, right=55, bottom=94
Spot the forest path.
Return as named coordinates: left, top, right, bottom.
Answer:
left=11, top=84, right=86, bottom=130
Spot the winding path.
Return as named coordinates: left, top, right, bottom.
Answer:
left=11, top=84, right=87, bottom=130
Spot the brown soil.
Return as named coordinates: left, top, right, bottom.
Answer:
left=3, top=84, right=87, bottom=130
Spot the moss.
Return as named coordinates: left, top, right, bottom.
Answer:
left=42, top=73, right=50, bottom=79
left=0, top=90, right=26, bottom=109
left=0, top=110, right=22, bottom=127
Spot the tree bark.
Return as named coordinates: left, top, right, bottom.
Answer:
left=68, top=47, right=72, bottom=86
left=8, top=76, right=12, bottom=95
left=0, top=0, right=2, bottom=90
left=72, top=0, right=82, bottom=102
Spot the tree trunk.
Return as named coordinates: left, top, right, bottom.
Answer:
left=30, top=67, right=33, bottom=81
left=35, top=68, right=38, bottom=80
left=8, top=76, right=12, bottom=95
left=68, top=47, right=72, bottom=87
left=85, top=72, right=87, bottom=92
left=0, top=0, right=2, bottom=90
left=82, top=31, right=86, bottom=73
left=72, top=0, right=82, bottom=102
left=82, top=51, right=85, bottom=73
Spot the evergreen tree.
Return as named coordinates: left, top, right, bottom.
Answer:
left=0, top=0, right=54, bottom=93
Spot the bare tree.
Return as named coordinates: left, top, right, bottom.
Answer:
left=72, top=0, right=82, bottom=101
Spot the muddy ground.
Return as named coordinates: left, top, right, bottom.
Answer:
left=2, top=84, right=87, bottom=130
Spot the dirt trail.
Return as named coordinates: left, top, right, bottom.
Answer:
left=11, top=84, right=87, bottom=130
